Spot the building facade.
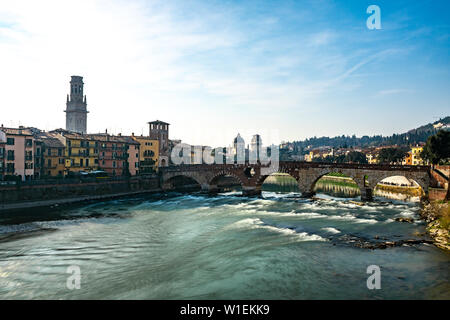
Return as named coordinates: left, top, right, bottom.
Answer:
left=131, top=134, right=159, bottom=173
left=65, top=76, right=88, bottom=134
left=148, top=120, right=169, bottom=167
left=411, top=145, right=425, bottom=165
left=0, top=130, right=5, bottom=180
left=126, top=137, right=140, bottom=176
left=51, top=129, right=99, bottom=175
left=37, top=132, right=66, bottom=177
left=90, top=134, right=139, bottom=176
left=1, top=127, right=35, bottom=181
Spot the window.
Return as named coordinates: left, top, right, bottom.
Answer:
left=7, top=138, right=14, bottom=145
left=25, top=139, right=32, bottom=147
left=58, top=149, right=62, bottom=156
left=6, top=163, right=14, bottom=173
left=113, top=161, right=116, bottom=168
left=7, top=150, right=14, bottom=161
left=48, top=149, right=51, bottom=156
left=86, top=159, right=89, bottom=167
left=48, top=159, right=51, bottom=167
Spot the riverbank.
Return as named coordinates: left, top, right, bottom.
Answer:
left=420, top=201, right=450, bottom=251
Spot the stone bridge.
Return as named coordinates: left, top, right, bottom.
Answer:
left=160, top=162, right=432, bottom=200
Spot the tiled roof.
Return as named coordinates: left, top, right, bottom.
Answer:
left=0, top=127, right=33, bottom=136
left=35, top=132, right=65, bottom=148
left=87, top=134, right=140, bottom=145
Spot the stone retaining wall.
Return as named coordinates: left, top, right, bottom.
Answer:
left=0, top=176, right=160, bottom=209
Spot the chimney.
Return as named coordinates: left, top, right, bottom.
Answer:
left=118, top=133, right=121, bottom=136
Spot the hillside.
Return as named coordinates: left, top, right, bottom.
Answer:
left=284, top=116, right=449, bottom=152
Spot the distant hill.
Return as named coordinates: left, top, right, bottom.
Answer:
left=283, top=116, right=449, bottom=153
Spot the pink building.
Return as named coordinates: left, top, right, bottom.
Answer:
left=0, top=130, right=5, bottom=180
left=89, top=134, right=140, bottom=176
left=1, top=126, right=35, bottom=181
left=126, top=137, right=140, bottom=176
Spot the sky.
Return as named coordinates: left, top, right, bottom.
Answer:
left=0, top=0, right=449, bottom=147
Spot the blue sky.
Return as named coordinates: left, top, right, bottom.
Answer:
left=0, top=0, right=449, bottom=146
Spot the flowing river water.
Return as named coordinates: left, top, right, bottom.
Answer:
left=0, top=188, right=449, bottom=299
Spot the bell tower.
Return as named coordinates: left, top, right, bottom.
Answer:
left=65, top=75, right=88, bottom=133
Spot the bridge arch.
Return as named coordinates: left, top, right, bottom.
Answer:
left=370, top=173, right=428, bottom=193
left=258, top=172, right=299, bottom=193
left=162, top=174, right=203, bottom=191
left=372, top=175, right=426, bottom=201
left=309, top=171, right=362, bottom=198
left=209, top=171, right=244, bottom=193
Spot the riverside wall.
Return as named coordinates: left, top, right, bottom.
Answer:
left=0, top=176, right=161, bottom=211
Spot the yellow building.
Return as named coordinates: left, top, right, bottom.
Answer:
left=51, top=129, right=99, bottom=175
left=402, top=151, right=412, bottom=165
left=37, top=132, right=66, bottom=177
left=366, top=153, right=379, bottom=164
left=411, top=145, right=425, bottom=165
left=305, top=150, right=320, bottom=162
left=131, top=135, right=159, bottom=173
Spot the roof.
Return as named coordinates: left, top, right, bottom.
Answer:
left=35, top=132, right=65, bottom=148
left=87, top=134, right=140, bottom=145
left=148, top=120, right=170, bottom=125
left=50, top=129, right=98, bottom=141
left=0, top=127, right=33, bottom=136
left=131, top=135, right=158, bottom=142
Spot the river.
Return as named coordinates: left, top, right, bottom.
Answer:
left=0, top=190, right=448, bottom=299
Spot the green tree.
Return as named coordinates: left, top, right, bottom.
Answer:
left=421, top=130, right=450, bottom=164
left=377, top=147, right=408, bottom=164
left=345, top=151, right=368, bottom=164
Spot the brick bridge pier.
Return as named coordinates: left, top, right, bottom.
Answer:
left=160, top=162, right=431, bottom=201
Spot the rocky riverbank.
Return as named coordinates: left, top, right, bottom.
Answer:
left=420, top=201, right=450, bottom=251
